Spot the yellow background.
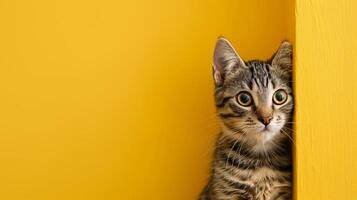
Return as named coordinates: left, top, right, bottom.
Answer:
left=11, top=0, right=357, bottom=199
left=295, top=0, right=357, bottom=199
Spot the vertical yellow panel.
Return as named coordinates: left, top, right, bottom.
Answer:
left=295, top=0, right=357, bottom=199
left=0, top=0, right=293, bottom=199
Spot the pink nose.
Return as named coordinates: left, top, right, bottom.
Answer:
left=258, top=116, right=273, bottom=126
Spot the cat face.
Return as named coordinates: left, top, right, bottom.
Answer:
left=213, top=37, right=293, bottom=145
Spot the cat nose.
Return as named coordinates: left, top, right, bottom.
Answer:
left=258, top=116, right=273, bottom=126
left=257, top=106, right=273, bottom=126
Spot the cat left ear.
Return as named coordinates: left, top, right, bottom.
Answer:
left=213, top=37, right=246, bottom=87
left=271, top=41, right=293, bottom=73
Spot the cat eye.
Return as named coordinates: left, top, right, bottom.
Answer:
left=273, top=89, right=288, bottom=105
left=236, top=91, right=252, bottom=107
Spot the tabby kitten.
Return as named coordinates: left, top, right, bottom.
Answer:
left=199, top=38, right=293, bottom=200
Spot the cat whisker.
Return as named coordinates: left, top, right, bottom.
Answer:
left=280, top=128, right=295, bottom=146
left=225, top=139, right=239, bottom=169
left=233, top=128, right=249, bottom=169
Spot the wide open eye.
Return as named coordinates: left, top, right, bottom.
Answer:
left=273, top=89, right=288, bottom=105
left=236, top=91, right=252, bottom=107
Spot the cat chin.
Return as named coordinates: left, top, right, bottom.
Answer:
left=248, top=126, right=281, bottom=145
left=246, top=130, right=281, bottom=153
left=221, top=124, right=282, bottom=144
left=260, top=130, right=279, bottom=143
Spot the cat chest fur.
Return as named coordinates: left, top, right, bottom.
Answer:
left=249, top=168, right=291, bottom=199
left=217, top=165, right=291, bottom=199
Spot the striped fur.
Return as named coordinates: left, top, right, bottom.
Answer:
left=200, top=38, right=293, bottom=200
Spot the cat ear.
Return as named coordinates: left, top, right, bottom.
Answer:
left=271, top=41, right=293, bottom=73
left=213, top=37, right=246, bottom=87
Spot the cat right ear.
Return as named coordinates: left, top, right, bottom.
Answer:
left=213, top=37, right=246, bottom=87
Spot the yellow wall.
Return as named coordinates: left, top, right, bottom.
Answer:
left=295, top=0, right=357, bottom=199
left=0, top=0, right=293, bottom=199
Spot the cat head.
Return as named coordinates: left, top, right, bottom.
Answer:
left=213, top=37, right=293, bottom=147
